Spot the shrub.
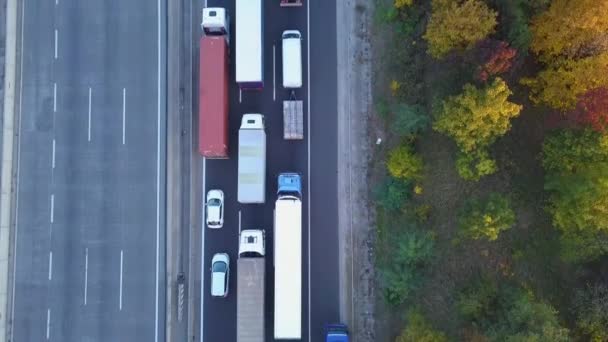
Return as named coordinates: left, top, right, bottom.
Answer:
left=375, top=176, right=413, bottom=212
left=455, top=150, right=498, bottom=181
left=457, top=193, right=515, bottom=241
left=395, top=310, right=447, bottom=342
left=387, top=145, right=424, bottom=181
left=381, top=228, right=436, bottom=306
left=392, top=103, right=430, bottom=139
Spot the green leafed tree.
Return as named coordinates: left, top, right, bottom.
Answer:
left=455, top=150, right=498, bottom=181
left=392, top=103, right=430, bottom=139
left=387, top=145, right=424, bottom=181
left=423, top=0, right=497, bottom=59
left=374, top=176, right=413, bottom=212
left=573, top=284, right=608, bottom=342
left=457, top=193, right=515, bottom=241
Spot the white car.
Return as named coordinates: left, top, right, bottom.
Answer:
left=206, top=190, right=224, bottom=228
left=210, top=253, right=230, bottom=297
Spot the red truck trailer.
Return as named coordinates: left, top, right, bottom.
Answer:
left=198, top=35, right=229, bottom=158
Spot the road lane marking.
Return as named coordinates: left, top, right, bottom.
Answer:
left=48, top=251, right=53, bottom=280
left=84, top=248, right=88, bottom=305
left=54, top=29, right=58, bottom=59
left=119, top=249, right=123, bottom=310
left=306, top=0, right=312, bottom=340
left=155, top=0, right=161, bottom=337
left=46, top=308, right=51, bottom=339
left=239, top=89, right=242, bottom=103
left=200, top=158, right=206, bottom=342
left=238, top=210, right=241, bottom=233
left=51, top=139, right=56, bottom=169
left=88, top=87, right=92, bottom=142
left=122, top=88, right=126, bottom=145
left=53, top=82, right=57, bottom=112
left=50, top=194, right=54, bottom=223
left=273, top=44, right=276, bottom=101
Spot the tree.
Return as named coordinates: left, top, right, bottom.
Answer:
left=423, top=0, right=497, bottom=59
left=476, top=40, right=517, bottom=82
left=387, top=145, right=424, bottom=181
left=573, top=284, right=608, bottom=341
left=396, top=310, right=447, bottom=342
left=542, top=129, right=608, bottom=234
left=457, top=277, right=570, bottom=341
left=394, top=0, right=413, bottom=9
left=433, top=78, right=522, bottom=153
left=380, top=229, right=435, bottom=306
left=530, top=0, right=608, bottom=61
left=374, top=176, right=413, bottom=212
left=455, top=150, right=498, bottom=181
left=572, top=88, right=608, bottom=133
left=457, top=193, right=515, bottom=241
left=392, top=103, right=430, bottom=139
left=521, top=53, right=608, bottom=110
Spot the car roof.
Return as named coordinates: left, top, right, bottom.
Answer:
left=211, top=271, right=226, bottom=296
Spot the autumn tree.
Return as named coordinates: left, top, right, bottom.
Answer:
left=457, top=193, right=515, bottom=241
left=387, top=145, right=424, bottom=181
left=396, top=310, right=447, bottom=342
left=423, top=0, right=497, bottom=59
left=476, top=40, right=517, bottom=82
left=543, top=129, right=608, bottom=260
left=455, top=150, right=497, bottom=181
left=572, top=88, right=608, bottom=133
left=521, top=53, right=608, bottom=110
left=530, top=0, right=608, bottom=61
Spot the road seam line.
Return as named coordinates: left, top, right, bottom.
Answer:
left=84, top=247, right=88, bottom=305
left=155, top=0, right=161, bottom=337
left=88, top=87, right=92, bottom=142
left=122, top=88, right=126, bottom=145
left=307, top=0, right=312, bottom=340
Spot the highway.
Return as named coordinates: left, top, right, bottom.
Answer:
left=195, top=0, right=339, bottom=341
left=11, top=0, right=167, bottom=341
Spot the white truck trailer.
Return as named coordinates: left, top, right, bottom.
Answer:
left=238, top=114, right=266, bottom=204
left=237, top=230, right=266, bottom=342
left=235, top=0, right=263, bottom=89
left=273, top=173, right=302, bottom=340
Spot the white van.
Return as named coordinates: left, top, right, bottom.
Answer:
left=282, top=30, right=302, bottom=89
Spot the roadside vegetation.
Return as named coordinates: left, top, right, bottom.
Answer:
left=370, top=0, right=608, bottom=340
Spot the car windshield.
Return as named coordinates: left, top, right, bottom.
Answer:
left=208, top=198, right=221, bottom=207
left=212, top=261, right=227, bottom=272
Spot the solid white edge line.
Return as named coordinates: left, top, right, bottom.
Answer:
left=200, top=158, right=206, bottom=342
left=46, top=308, right=51, bottom=339
left=119, top=250, right=124, bottom=310
left=54, top=29, right=57, bottom=59
left=50, top=194, right=54, bottom=223
left=53, top=82, right=57, bottom=112
left=306, top=0, right=311, bottom=340
left=273, top=44, right=276, bottom=101
left=48, top=251, right=52, bottom=280
left=88, top=87, right=92, bottom=142
left=155, top=0, right=161, bottom=337
left=84, top=248, right=88, bottom=305
left=10, top=1, right=26, bottom=340
left=51, top=139, right=55, bottom=169
left=122, top=88, right=126, bottom=145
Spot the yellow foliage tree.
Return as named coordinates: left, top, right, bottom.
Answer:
left=433, top=78, right=522, bottom=153
left=530, top=0, right=608, bottom=61
left=423, top=0, right=497, bottom=59
left=394, top=0, right=413, bottom=9
left=521, top=53, right=608, bottom=110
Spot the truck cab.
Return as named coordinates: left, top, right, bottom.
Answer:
left=325, top=324, right=349, bottom=342
left=277, top=173, right=301, bottom=199
left=239, top=229, right=265, bottom=257
left=202, top=7, right=230, bottom=43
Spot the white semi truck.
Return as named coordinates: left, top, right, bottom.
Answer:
left=273, top=173, right=302, bottom=340
left=238, top=114, right=266, bottom=204
left=237, top=229, right=266, bottom=342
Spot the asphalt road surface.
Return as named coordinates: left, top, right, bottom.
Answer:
left=197, top=1, right=339, bottom=341
left=11, top=0, right=167, bottom=341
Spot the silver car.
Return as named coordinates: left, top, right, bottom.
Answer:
left=210, top=253, right=230, bottom=297
left=206, top=190, right=224, bottom=228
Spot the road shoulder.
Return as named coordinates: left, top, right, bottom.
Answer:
left=337, top=0, right=375, bottom=341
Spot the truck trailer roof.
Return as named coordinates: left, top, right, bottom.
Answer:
left=235, top=0, right=263, bottom=87
left=274, top=198, right=302, bottom=339
left=198, top=36, right=228, bottom=158
left=237, top=258, right=265, bottom=342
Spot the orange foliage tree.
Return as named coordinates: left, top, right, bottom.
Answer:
left=573, top=88, right=608, bottom=133
left=476, top=40, right=517, bottom=82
